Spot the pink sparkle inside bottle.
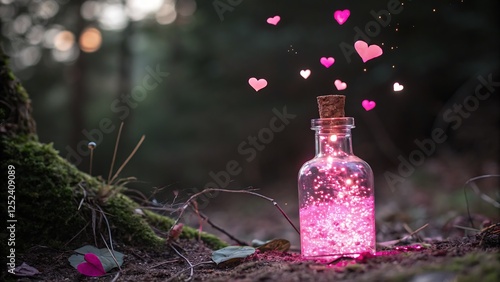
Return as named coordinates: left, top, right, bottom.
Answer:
left=298, top=117, right=375, bottom=260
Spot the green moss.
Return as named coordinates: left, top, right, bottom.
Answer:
left=0, top=136, right=89, bottom=252
left=0, top=135, right=226, bottom=261
left=105, top=194, right=165, bottom=247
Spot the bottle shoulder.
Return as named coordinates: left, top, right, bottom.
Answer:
left=299, top=155, right=372, bottom=174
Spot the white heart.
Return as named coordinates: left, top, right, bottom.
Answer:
left=393, top=82, right=404, bottom=92
left=300, top=69, right=311, bottom=79
left=334, top=79, right=347, bottom=90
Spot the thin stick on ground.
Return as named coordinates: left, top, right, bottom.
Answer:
left=399, top=223, right=429, bottom=243
left=463, top=174, right=500, bottom=228
left=100, top=233, right=122, bottom=271
left=377, top=223, right=429, bottom=248
left=168, top=188, right=300, bottom=236
left=149, top=259, right=181, bottom=269
left=168, top=244, right=195, bottom=282
left=188, top=205, right=248, bottom=246
left=167, top=261, right=214, bottom=282
left=403, top=223, right=423, bottom=242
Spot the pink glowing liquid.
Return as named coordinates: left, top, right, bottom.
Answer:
left=299, top=196, right=375, bottom=259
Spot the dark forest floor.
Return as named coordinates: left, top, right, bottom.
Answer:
left=9, top=225, right=500, bottom=282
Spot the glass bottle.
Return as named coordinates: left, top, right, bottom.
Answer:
left=298, top=117, right=375, bottom=260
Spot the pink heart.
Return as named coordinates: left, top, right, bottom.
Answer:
left=77, top=253, right=106, bottom=277
left=333, top=9, right=350, bottom=25
left=267, top=16, right=280, bottom=25
left=362, top=100, right=376, bottom=111
left=320, top=57, right=335, bottom=68
left=334, top=79, right=347, bottom=90
left=354, top=40, right=383, bottom=63
left=248, top=77, right=268, bottom=92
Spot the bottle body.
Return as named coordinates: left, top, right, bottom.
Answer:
left=298, top=118, right=375, bottom=260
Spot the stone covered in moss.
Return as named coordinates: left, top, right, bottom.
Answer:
left=0, top=137, right=227, bottom=253
left=0, top=49, right=226, bottom=260
left=0, top=137, right=89, bottom=251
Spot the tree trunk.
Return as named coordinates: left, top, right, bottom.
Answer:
left=0, top=50, right=226, bottom=263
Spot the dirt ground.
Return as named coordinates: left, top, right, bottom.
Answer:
left=7, top=226, right=500, bottom=282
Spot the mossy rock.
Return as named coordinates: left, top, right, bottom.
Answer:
left=0, top=49, right=227, bottom=265
left=0, top=136, right=227, bottom=252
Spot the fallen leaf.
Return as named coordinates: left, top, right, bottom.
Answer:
left=212, top=246, right=255, bottom=266
left=68, top=245, right=124, bottom=273
left=14, top=262, right=40, bottom=276
left=257, top=239, right=290, bottom=252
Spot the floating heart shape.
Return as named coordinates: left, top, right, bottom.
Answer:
left=267, top=16, right=280, bottom=25
left=362, top=100, right=376, bottom=111
left=300, top=69, right=311, bottom=79
left=393, top=82, right=404, bottom=91
left=334, top=9, right=350, bottom=25
left=334, top=79, right=347, bottom=90
left=77, top=253, right=106, bottom=277
left=248, top=77, right=268, bottom=92
left=354, top=41, right=383, bottom=63
left=320, top=57, right=335, bottom=68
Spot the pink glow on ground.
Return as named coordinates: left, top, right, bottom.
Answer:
left=299, top=196, right=375, bottom=260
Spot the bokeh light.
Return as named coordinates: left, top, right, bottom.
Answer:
left=25, top=25, right=45, bottom=45
left=156, top=2, right=177, bottom=25
left=80, top=1, right=101, bottom=21
left=79, top=27, right=102, bottom=53
left=98, top=3, right=128, bottom=30
left=34, top=0, right=59, bottom=19
left=53, top=30, right=75, bottom=51
left=19, top=46, right=42, bottom=67
left=126, top=0, right=164, bottom=21
left=51, top=45, right=79, bottom=63
left=13, top=14, right=32, bottom=34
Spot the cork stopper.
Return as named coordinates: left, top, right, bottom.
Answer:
left=317, top=95, right=345, bottom=118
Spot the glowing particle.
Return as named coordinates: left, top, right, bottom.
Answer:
left=330, top=135, right=338, bottom=142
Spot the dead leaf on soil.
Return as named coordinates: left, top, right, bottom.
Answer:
left=14, top=262, right=40, bottom=276
left=255, top=239, right=291, bottom=252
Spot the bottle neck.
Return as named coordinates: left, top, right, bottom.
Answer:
left=311, top=118, right=355, bottom=157
left=315, top=130, right=353, bottom=157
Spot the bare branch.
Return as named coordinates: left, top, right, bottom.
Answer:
left=167, top=188, right=300, bottom=236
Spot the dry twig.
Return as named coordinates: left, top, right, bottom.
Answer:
left=167, top=188, right=300, bottom=236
